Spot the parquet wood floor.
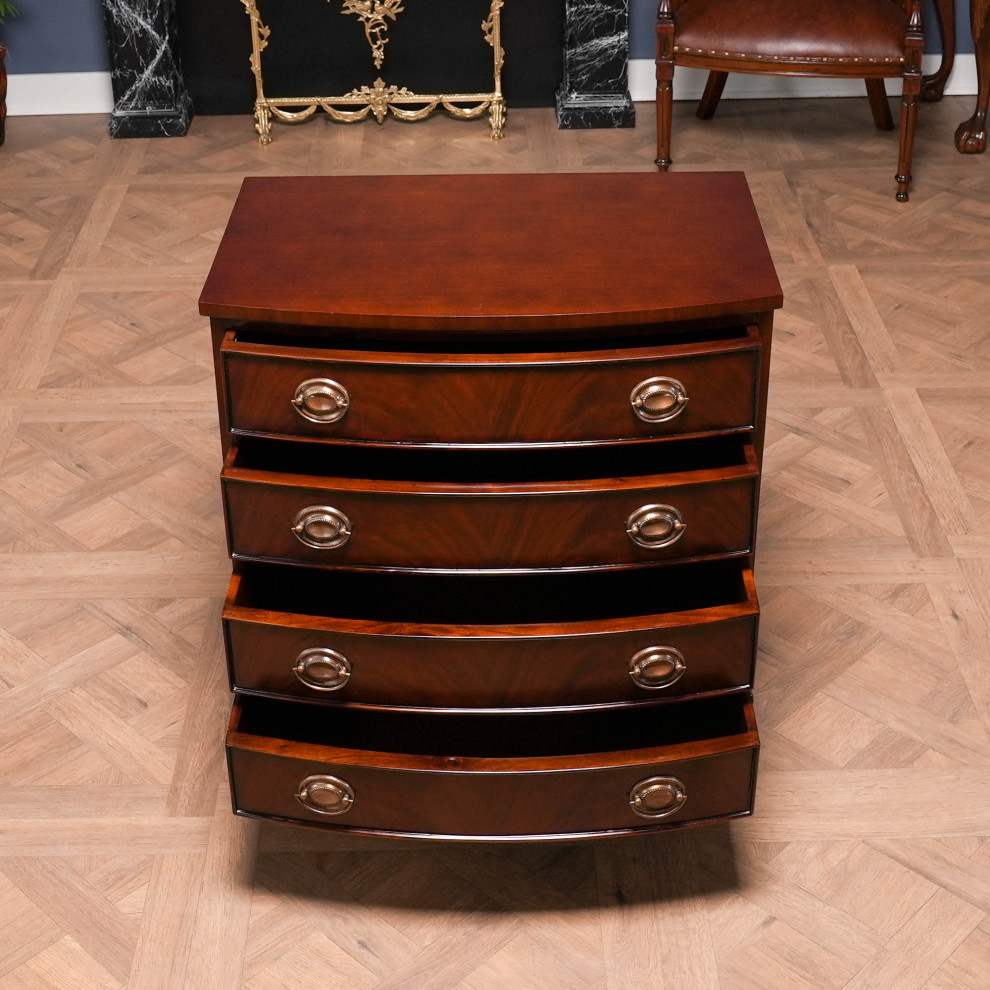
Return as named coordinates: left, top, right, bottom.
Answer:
left=1, top=97, right=989, bottom=989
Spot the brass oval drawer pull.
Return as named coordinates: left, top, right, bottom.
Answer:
left=626, top=504, right=686, bottom=549
left=291, top=506, right=352, bottom=549
left=628, top=646, right=686, bottom=690
left=295, top=774, right=355, bottom=816
left=291, top=378, right=350, bottom=423
left=629, top=776, right=687, bottom=819
left=293, top=647, right=351, bottom=691
left=630, top=376, right=689, bottom=423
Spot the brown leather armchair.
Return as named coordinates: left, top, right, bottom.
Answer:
left=656, top=0, right=925, bottom=200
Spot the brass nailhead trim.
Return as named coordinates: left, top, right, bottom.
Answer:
left=672, top=45, right=905, bottom=65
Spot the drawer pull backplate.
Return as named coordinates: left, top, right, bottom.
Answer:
left=295, top=774, right=355, bottom=816
left=630, top=776, right=688, bottom=818
left=628, top=646, right=687, bottom=690
left=291, top=378, right=350, bottom=424
left=630, top=376, right=689, bottom=423
left=626, top=504, right=686, bottom=549
left=291, top=506, right=353, bottom=550
left=293, top=647, right=352, bottom=691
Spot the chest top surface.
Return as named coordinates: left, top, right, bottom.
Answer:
left=199, top=172, right=782, bottom=333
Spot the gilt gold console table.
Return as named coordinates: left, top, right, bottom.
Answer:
left=239, top=0, right=506, bottom=143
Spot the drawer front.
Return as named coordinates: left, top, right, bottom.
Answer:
left=222, top=475, right=757, bottom=570
left=229, top=747, right=757, bottom=838
left=221, top=337, right=761, bottom=446
left=225, top=608, right=758, bottom=711
left=226, top=697, right=759, bottom=838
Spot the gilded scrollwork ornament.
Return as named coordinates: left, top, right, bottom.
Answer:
left=339, top=0, right=406, bottom=70
left=239, top=0, right=506, bottom=143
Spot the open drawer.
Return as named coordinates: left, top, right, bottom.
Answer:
left=224, top=559, right=759, bottom=711
left=226, top=693, right=760, bottom=840
left=220, top=323, right=762, bottom=447
left=221, top=435, right=760, bottom=571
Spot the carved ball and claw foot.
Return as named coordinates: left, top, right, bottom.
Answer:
left=955, top=0, right=990, bottom=153
left=955, top=115, right=988, bottom=154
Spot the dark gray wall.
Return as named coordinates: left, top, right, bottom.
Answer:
left=1, top=0, right=108, bottom=73
left=1, top=0, right=974, bottom=76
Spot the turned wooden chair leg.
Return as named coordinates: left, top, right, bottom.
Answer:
left=865, top=78, right=894, bottom=130
left=656, top=2, right=675, bottom=171
left=896, top=89, right=918, bottom=201
left=656, top=73, right=673, bottom=171
left=697, top=72, right=728, bottom=119
left=896, top=5, right=924, bottom=199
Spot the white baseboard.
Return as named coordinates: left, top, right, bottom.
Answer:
left=3, top=56, right=979, bottom=116
left=629, top=53, right=978, bottom=103
left=6, top=71, right=114, bottom=116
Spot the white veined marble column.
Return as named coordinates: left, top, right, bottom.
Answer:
left=556, top=0, right=635, bottom=128
left=102, top=0, right=192, bottom=137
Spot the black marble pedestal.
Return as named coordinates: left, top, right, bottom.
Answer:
left=102, top=0, right=192, bottom=137
left=556, top=0, right=635, bottom=128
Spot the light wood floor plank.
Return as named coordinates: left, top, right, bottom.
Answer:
left=856, top=403, right=956, bottom=558
left=645, top=832, right=721, bottom=990
left=183, top=808, right=259, bottom=990
left=740, top=769, right=990, bottom=840
left=165, top=615, right=229, bottom=817
left=0, top=819, right=211, bottom=857
left=0, top=550, right=229, bottom=598
left=731, top=858, right=881, bottom=970
left=842, top=888, right=983, bottom=990
left=127, top=852, right=206, bottom=990
left=827, top=265, right=901, bottom=374
left=1, top=857, right=139, bottom=983
left=929, top=577, right=990, bottom=735
left=885, top=386, right=981, bottom=536
left=252, top=853, right=425, bottom=978
left=869, top=838, right=990, bottom=916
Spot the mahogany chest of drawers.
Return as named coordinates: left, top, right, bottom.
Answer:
left=200, top=172, right=782, bottom=840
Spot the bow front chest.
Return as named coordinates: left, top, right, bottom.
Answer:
left=200, top=171, right=782, bottom=840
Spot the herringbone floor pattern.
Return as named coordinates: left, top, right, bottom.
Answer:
left=0, top=97, right=989, bottom=988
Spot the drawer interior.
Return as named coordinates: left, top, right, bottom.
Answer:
left=231, top=692, right=753, bottom=758
left=231, top=558, right=751, bottom=625
left=230, top=321, right=755, bottom=354
left=229, top=433, right=753, bottom=483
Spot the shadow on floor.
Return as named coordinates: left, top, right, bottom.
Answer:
left=250, top=819, right=745, bottom=912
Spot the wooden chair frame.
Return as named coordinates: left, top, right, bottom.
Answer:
left=655, top=0, right=925, bottom=201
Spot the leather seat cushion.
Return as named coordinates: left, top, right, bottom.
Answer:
left=676, top=0, right=908, bottom=65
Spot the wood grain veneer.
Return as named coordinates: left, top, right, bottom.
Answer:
left=226, top=696, right=760, bottom=839
left=221, top=441, right=759, bottom=571
left=220, top=325, right=762, bottom=446
left=223, top=563, right=760, bottom=711
left=199, top=173, right=782, bottom=331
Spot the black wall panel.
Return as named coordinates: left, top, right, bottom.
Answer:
left=176, top=1, right=564, bottom=115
